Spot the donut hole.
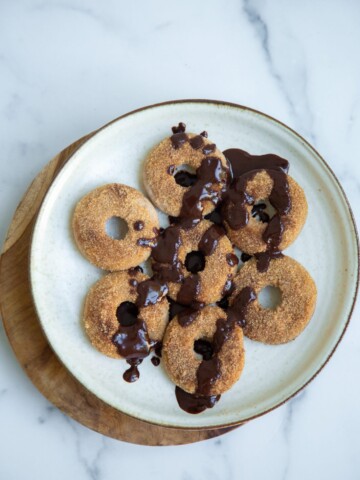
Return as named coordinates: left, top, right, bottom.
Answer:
left=194, top=338, right=214, bottom=361
left=173, top=164, right=198, bottom=187
left=251, top=199, right=276, bottom=223
left=185, top=251, right=206, bottom=273
left=258, top=286, right=282, bottom=309
left=105, top=216, right=129, bottom=240
left=116, top=301, right=139, bottom=326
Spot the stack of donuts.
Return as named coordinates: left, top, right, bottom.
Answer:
left=72, top=123, right=317, bottom=414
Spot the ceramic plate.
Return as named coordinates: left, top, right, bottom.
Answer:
left=30, top=100, right=358, bottom=429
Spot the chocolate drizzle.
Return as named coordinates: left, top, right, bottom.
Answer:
left=179, top=156, right=227, bottom=221
left=254, top=250, right=283, bottom=273
left=226, top=252, right=239, bottom=267
left=151, top=356, right=160, bottom=367
left=151, top=150, right=228, bottom=304
left=198, top=224, right=225, bottom=256
left=175, top=386, right=220, bottom=414
left=123, top=359, right=143, bottom=383
left=133, top=221, right=144, bottom=231
left=171, top=132, right=188, bottom=149
left=221, top=148, right=292, bottom=273
left=112, top=277, right=167, bottom=383
left=137, top=237, right=157, bottom=247
left=202, top=143, right=216, bottom=155
left=176, top=286, right=256, bottom=414
left=177, top=274, right=201, bottom=306
left=136, top=278, right=168, bottom=307
left=189, top=135, right=204, bottom=150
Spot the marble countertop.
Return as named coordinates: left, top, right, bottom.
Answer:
left=1, top=0, right=359, bottom=478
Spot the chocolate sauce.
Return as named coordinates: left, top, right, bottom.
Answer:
left=171, top=132, right=188, bottom=149
left=189, top=135, right=204, bottom=150
left=196, top=356, right=221, bottom=395
left=227, top=287, right=256, bottom=327
left=151, top=356, right=160, bottom=367
left=129, top=279, right=138, bottom=288
left=224, top=148, right=289, bottom=178
left=199, top=224, right=225, bottom=256
left=174, top=170, right=198, bottom=187
left=137, top=237, right=157, bottom=247
left=154, top=341, right=162, bottom=357
left=136, top=279, right=168, bottom=307
left=222, top=277, right=234, bottom=297
left=221, top=148, right=292, bottom=272
left=200, top=131, right=208, bottom=138
left=176, top=286, right=256, bottom=413
left=254, top=250, right=283, bottom=273
left=112, top=317, right=152, bottom=359
left=168, top=298, right=188, bottom=320
left=185, top=251, right=205, bottom=273
left=204, top=204, right=224, bottom=226
left=217, top=295, right=229, bottom=311
left=241, top=253, right=252, bottom=263
left=123, top=359, right=143, bottom=383
left=133, top=221, right=144, bottom=231
left=179, top=156, right=227, bottom=221
left=202, top=143, right=216, bottom=155
left=194, top=339, right=214, bottom=361
left=175, top=386, right=220, bottom=414
left=113, top=277, right=167, bottom=382
left=177, top=307, right=200, bottom=327
left=226, top=253, right=239, bottom=267
left=128, top=266, right=143, bottom=275
left=172, top=122, right=186, bottom=134
left=177, top=274, right=201, bottom=306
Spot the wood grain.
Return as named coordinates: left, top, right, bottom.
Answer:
left=0, top=134, right=239, bottom=446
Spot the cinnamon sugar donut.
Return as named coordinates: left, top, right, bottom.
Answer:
left=223, top=169, right=307, bottom=254
left=84, top=269, right=169, bottom=359
left=151, top=219, right=238, bottom=305
left=162, top=305, right=245, bottom=395
left=229, top=255, right=317, bottom=344
left=144, top=124, right=228, bottom=217
left=72, top=184, right=159, bottom=271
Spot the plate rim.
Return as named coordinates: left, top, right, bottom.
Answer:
left=29, top=98, right=360, bottom=430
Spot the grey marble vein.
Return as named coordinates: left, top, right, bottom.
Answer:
left=281, top=390, right=307, bottom=480
left=63, top=416, right=108, bottom=480
left=242, top=0, right=316, bottom=143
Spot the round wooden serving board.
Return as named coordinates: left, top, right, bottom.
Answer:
left=0, top=133, right=238, bottom=446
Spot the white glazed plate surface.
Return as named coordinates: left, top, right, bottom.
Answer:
left=30, top=101, right=358, bottom=429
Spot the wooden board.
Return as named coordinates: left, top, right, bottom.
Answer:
left=0, top=133, right=239, bottom=446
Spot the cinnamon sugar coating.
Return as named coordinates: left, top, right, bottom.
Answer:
left=143, top=133, right=228, bottom=216
left=230, top=255, right=317, bottom=344
left=83, top=270, right=169, bottom=358
left=225, top=170, right=308, bottom=254
left=72, top=184, right=159, bottom=271
left=162, top=306, right=245, bottom=395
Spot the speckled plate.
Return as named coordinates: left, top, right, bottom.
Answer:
left=30, top=100, right=359, bottom=429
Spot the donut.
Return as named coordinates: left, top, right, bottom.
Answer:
left=162, top=305, right=245, bottom=395
left=83, top=268, right=169, bottom=359
left=72, top=184, right=159, bottom=271
left=151, top=219, right=238, bottom=305
left=229, top=255, right=317, bottom=344
left=143, top=123, right=229, bottom=218
left=223, top=169, right=307, bottom=255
